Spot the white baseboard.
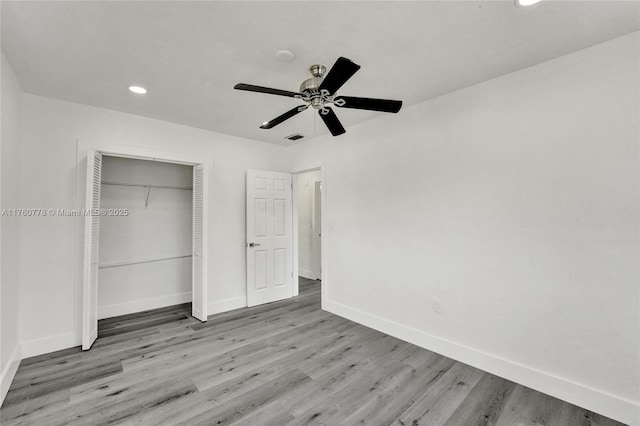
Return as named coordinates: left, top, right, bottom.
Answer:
left=299, top=268, right=315, bottom=280
left=323, top=299, right=639, bottom=426
left=98, top=292, right=192, bottom=319
left=207, top=296, right=247, bottom=316
left=1, top=345, right=21, bottom=406
left=17, top=294, right=244, bottom=360
left=20, top=332, right=77, bottom=359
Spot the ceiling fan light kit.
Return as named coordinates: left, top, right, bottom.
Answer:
left=234, top=57, right=403, bottom=137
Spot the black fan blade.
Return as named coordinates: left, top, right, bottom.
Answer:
left=335, top=96, right=402, bottom=113
left=319, top=107, right=346, bottom=136
left=234, top=83, right=302, bottom=98
left=260, top=105, right=308, bottom=129
left=318, top=57, right=361, bottom=95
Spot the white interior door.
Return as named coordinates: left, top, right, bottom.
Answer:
left=192, top=164, right=207, bottom=321
left=83, top=151, right=101, bottom=350
left=246, top=169, right=293, bottom=307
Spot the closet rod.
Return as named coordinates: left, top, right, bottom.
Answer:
left=99, top=255, right=192, bottom=269
left=101, top=181, right=193, bottom=190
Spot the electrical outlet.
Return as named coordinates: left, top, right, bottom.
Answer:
left=433, top=299, right=442, bottom=314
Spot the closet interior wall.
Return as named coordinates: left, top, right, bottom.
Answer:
left=296, top=170, right=321, bottom=280
left=98, top=156, right=193, bottom=319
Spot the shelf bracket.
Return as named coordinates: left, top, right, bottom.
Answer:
left=145, top=186, right=151, bottom=208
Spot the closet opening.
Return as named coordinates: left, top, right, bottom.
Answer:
left=83, top=149, right=208, bottom=350
left=98, top=156, right=194, bottom=325
left=293, top=169, right=322, bottom=299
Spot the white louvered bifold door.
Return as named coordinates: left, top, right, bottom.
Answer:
left=83, top=151, right=102, bottom=350
left=246, top=169, right=293, bottom=307
left=192, top=164, right=207, bottom=321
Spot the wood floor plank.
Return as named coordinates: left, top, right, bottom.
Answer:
left=60, top=380, right=198, bottom=426
left=393, top=360, right=485, bottom=426
left=295, top=327, right=384, bottom=379
left=443, top=373, right=518, bottom=426
left=292, top=360, right=416, bottom=425
left=126, top=360, right=292, bottom=425
left=192, top=315, right=347, bottom=392
left=97, top=314, right=192, bottom=338
left=558, top=403, right=627, bottom=426
left=176, top=369, right=310, bottom=426
left=494, top=384, right=563, bottom=426
left=245, top=355, right=373, bottom=424
left=341, top=353, right=455, bottom=426
left=2, top=360, right=123, bottom=408
left=67, top=314, right=337, bottom=409
left=0, top=388, right=69, bottom=424
left=13, top=324, right=196, bottom=388
left=97, top=302, right=191, bottom=326
left=102, top=330, right=337, bottom=426
left=0, top=279, right=627, bottom=426
left=98, top=313, right=191, bottom=338
left=121, top=306, right=331, bottom=374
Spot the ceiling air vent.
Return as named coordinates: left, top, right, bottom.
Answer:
left=285, top=133, right=304, bottom=141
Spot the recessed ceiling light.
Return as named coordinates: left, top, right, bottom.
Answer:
left=515, top=0, right=541, bottom=6
left=128, top=85, right=147, bottom=94
left=275, top=50, right=296, bottom=62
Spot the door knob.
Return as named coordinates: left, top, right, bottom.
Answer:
left=248, top=242, right=261, bottom=247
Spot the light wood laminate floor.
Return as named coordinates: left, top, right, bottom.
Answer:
left=1, top=278, right=626, bottom=425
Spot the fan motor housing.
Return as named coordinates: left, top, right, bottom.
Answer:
left=299, top=64, right=327, bottom=97
left=299, top=77, right=322, bottom=95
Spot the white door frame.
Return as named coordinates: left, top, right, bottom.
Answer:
left=312, top=181, right=322, bottom=280
left=291, top=164, right=327, bottom=308
left=81, top=143, right=212, bottom=348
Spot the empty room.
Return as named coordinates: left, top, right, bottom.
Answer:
left=0, top=1, right=638, bottom=425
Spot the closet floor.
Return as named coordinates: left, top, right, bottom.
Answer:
left=1, top=278, right=625, bottom=425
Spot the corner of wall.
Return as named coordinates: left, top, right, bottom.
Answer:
left=1, top=51, right=24, bottom=407
left=0, top=344, right=21, bottom=405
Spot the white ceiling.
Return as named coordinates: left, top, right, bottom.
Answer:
left=2, top=1, right=638, bottom=145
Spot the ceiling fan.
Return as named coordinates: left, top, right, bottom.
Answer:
left=234, top=57, right=403, bottom=137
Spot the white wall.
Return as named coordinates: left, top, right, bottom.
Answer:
left=18, top=95, right=287, bottom=357
left=287, top=33, right=640, bottom=425
left=98, top=156, right=193, bottom=319
left=0, top=53, right=23, bottom=404
left=296, top=170, right=321, bottom=279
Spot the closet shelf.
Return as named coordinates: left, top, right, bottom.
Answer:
left=99, top=254, right=192, bottom=269
left=101, top=181, right=193, bottom=208
left=101, top=181, right=193, bottom=190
